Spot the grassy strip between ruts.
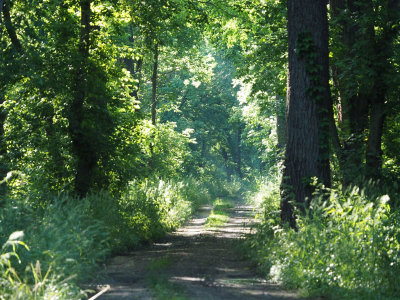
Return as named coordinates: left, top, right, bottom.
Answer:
left=204, top=198, right=235, bottom=228
left=146, top=256, right=189, bottom=300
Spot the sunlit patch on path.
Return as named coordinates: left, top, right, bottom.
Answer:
left=94, top=202, right=304, bottom=299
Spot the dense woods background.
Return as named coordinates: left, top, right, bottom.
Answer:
left=0, top=0, right=400, bottom=299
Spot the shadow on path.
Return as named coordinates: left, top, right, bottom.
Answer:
left=94, top=204, right=305, bottom=299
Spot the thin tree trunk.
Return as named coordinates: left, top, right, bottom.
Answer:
left=281, top=0, right=331, bottom=227
left=236, top=125, right=242, bottom=179
left=43, top=105, right=66, bottom=183
left=366, top=100, right=385, bottom=180
left=221, top=147, right=231, bottom=182
left=149, top=43, right=159, bottom=169
left=133, top=58, right=143, bottom=102
left=329, top=0, right=368, bottom=186
left=365, top=1, right=399, bottom=180
left=0, top=1, right=23, bottom=198
left=330, top=0, right=399, bottom=184
left=0, top=95, right=7, bottom=199
left=124, top=25, right=142, bottom=103
left=3, top=2, right=22, bottom=53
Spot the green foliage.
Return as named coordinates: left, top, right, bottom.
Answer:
left=0, top=232, right=85, bottom=299
left=135, top=120, right=196, bottom=178
left=0, top=0, right=268, bottom=298
left=0, top=194, right=112, bottom=299
left=205, top=198, right=234, bottom=228
left=119, top=177, right=210, bottom=245
left=0, top=174, right=214, bottom=297
left=247, top=181, right=400, bottom=299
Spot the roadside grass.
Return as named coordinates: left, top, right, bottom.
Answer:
left=205, top=198, right=234, bottom=228
left=146, top=257, right=189, bottom=300
left=0, top=177, right=213, bottom=299
left=245, top=177, right=400, bottom=299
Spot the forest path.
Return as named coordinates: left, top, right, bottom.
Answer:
left=94, top=202, right=304, bottom=300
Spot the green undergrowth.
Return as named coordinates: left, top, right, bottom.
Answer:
left=245, top=177, right=400, bottom=299
left=0, top=196, right=108, bottom=299
left=147, top=257, right=189, bottom=300
left=116, top=177, right=211, bottom=248
left=0, top=176, right=213, bottom=299
left=205, top=198, right=234, bottom=228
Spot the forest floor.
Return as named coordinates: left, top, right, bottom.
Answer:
left=90, top=201, right=306, bottom=300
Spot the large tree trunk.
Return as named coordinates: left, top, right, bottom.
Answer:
left=281, top=0, right=331, bottom=227
left=69, top=0, right=95, bottom=198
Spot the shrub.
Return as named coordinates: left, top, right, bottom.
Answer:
left=247, top=181, right=400, bottom=299
left=120, top=177, right=210, bottom=243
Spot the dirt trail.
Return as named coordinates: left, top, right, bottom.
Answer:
left=93, top=203, right=303, bottom=300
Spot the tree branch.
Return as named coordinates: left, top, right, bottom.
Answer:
left=2, top=1, right=23, bottom=53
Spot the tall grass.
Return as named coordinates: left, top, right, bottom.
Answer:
left=0, top=195, right=110, bottom=299
left=0, top=176, right=212, bottom=298
left=246, top=179, right=400, bottom=299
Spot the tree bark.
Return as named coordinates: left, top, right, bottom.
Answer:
left=133, top=58, right=143, bottom=102
left=365, top=34, right=397, bottom=180
left=0, top=95, right=7, bottom=198
left=281, top=0, right=331, bottom=227
left=2, top=1, right=22, bottom=53
left=329, top=0, right=369, bottom=186
left=236, top=125, right=242, bottom=179
left=149, top=43, right=159, bottom=169
left=43, top=104, right=66, bottom=183
left=69, top=0, right=95, bottom=198
left=221, top=147, right=231, bottom=182
left=276, top=95, right=286, bottom=151
left=124, top=25, right=142, bottom=103
left=151, top=43, right=159, bottom=126
left=366, top=99, right=385, bottom=180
